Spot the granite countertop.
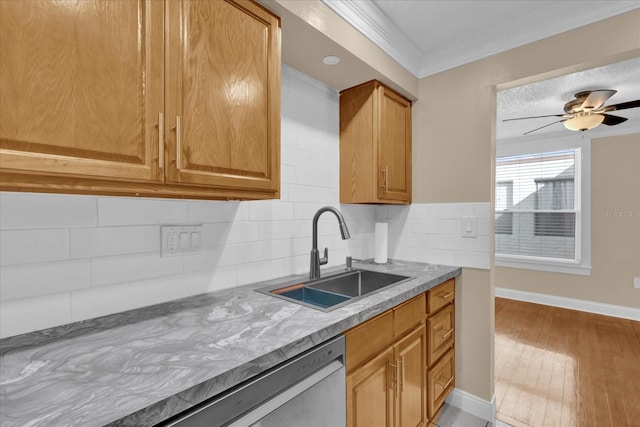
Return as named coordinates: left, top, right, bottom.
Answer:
left=0, top=260, right=461, bottom=427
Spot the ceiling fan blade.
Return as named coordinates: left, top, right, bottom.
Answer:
left=603, top=99, right=640, bottom=112
left=580, top=89, right=617, bottom=110
left=523, top=119, right=566, bottom=135
left=503, top=113, right=566, bottom=122
left=601, top=114, right=628, bottom=126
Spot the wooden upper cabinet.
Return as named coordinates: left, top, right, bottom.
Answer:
left=340, top=80, right=411, bottom=204
left=0, top=0, right=164, bottom=183
left=0, top=0, right=281, bottom=200
left=165, top=0, right=280, bottom=194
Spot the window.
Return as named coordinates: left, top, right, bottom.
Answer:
left=495, top=181, right=513, bottom=234
left=495, top=140, right=590, bottom=276
left=534, top=178, right=575, bottom=237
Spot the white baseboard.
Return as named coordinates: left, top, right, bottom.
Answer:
left=445, top=388, right=496, bottom=423
left=496, top=287, right=640, bottom=321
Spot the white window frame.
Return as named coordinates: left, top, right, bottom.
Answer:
left=495, top=134, right=591, bottom=276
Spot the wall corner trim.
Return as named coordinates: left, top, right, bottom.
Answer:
left=446, top=388, right=496, bottom=423
left=496, top=287, right=640, bottom=321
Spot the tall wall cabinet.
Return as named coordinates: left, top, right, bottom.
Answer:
left=340, top=80, right=412, bottom=204
left=0, top=0, right=280, bottom=200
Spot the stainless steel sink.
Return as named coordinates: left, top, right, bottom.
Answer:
left=256, top=269, right=413, bottom=312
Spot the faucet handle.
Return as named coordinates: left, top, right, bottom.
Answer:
left=319, top=247, right=328, bottom=266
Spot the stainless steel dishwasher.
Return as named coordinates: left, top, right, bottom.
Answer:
left=161, top=336, right=346, bottom=427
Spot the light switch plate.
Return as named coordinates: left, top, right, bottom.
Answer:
left=634, top=277, right=640, bottom=289
left=462, top=216, right=477, bottom=238
left=161, top=225, right=203, bottom=257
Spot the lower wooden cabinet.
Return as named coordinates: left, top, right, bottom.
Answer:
left=345, top=294, right=427, bottom=427
left=346, top=346, right=395, bottom=427
left=344, top=280, right=456, bottom=427
left=346, top=325, right=426, bottom=427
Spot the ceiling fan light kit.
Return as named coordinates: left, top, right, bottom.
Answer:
left=504, top=89, right=639, bottom=135
left=563, top=112, right=604, bottom=132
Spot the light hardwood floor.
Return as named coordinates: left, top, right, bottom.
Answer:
left=495, top=297, right=640, bottom=427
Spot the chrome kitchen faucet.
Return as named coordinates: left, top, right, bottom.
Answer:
left=310, top=206, right=351, bottom=279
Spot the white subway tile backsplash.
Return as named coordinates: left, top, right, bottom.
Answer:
left=236, top=258, right=292, bottom=286
left=0, top=292, right=72, bottom=337
left=187, top=200, right=246, bottom=223
left=384, top=202, right=490, bottom=270
left=0, top=260, right=90, bottom=301
left=90, top=253, right=184, bottom=288
left=170, top=267, right=238, bottom=298
left=183, top=244, right=246, bottom=272
left=226, top=222, right=259, bottom=244
left=98, top=197, right=188, bottom=226
left=71, top=276, right=176, bottom=322
left=248, top=201, right=295, bottom=221
left=244, top=239, right=296, bottom=263
left=0, top=229, right=69, bottom=266
left=69, top=226, right=159, bottom=258
left=0, top=192, right=97, bottom=229
left=258, top=221, right=302, bottom=241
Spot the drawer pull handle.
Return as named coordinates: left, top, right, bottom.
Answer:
left=439, top=329, right=453, bottom=339
left=436, top=377, right=453, bottom=390
left=440, top=292, right=453, bottom=299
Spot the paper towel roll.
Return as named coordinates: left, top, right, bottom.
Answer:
left=374, top=222, right=388, bottom=264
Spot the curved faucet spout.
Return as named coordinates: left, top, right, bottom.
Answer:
left=310, top=206, right=351, bottom=279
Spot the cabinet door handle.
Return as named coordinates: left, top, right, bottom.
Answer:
left=381, top=165, right=389, bottom=193
left=158, top=113, right=164, bottom=168
left=389, top=361, right=398, bottom=396
left=175, top=116, right=181, bottom=169
left=399, top=355, right=405, bottom=392
left=438, top=329, right=453, bottom=339
left=440, top=292, right=453, bottom=300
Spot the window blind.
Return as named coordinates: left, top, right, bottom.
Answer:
left=495, top=149, right=580, bottom=261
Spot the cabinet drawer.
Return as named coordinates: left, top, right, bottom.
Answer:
left=345, top=310, right=394, bottom=373
left=427, top=303, right=454, bottom=365
left=394, top=293, right=425, bottom=338
left=427, top=347, right=455, bottom=419
left=427, top=279, right=454, bottom=314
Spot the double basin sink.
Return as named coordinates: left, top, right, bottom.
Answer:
left=257, top=268, right=413, bottom=311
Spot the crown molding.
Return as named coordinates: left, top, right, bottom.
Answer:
left=418, top=2, right=640, bottom=77
left=321, top=0, right=422, bottom=77
left=322, top=0, right=639, bottom=79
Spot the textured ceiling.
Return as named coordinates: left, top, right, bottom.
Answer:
left=497, top=57, right=640, bottom=140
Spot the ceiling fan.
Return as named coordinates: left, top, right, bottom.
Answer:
left=503, top=89, right=640, bottom=135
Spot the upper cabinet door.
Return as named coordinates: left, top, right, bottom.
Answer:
left=340, top=80, right=411, bottom=205
left=0, top=0, right=164, bottom=182
left=377, top=86, right=411, bottom=203
left=165, top=0, right=281, bottom=194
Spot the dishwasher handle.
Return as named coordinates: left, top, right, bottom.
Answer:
left=227, top=359, right=344, bottom=426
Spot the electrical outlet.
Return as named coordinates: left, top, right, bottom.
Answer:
left=634, top=277, right=640, bottom=289
left=161, top=225, right=203, bottom=257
